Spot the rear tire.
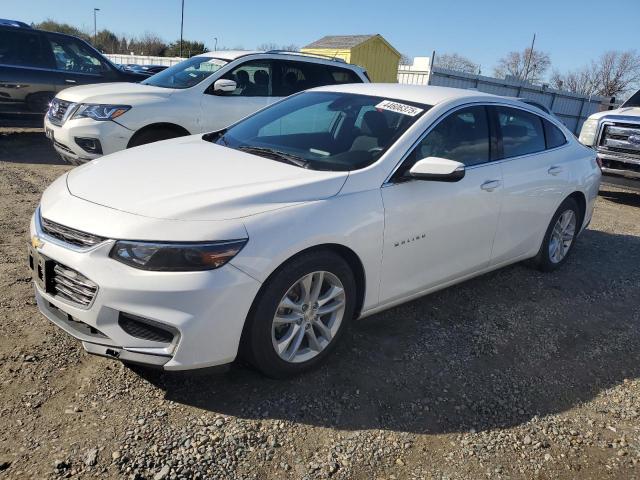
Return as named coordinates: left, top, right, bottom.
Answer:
left=128, top=127, right=186, bottom=148
left=242, top=250, right=356, bottom=378
left=531, top=197, right=581, bottom=272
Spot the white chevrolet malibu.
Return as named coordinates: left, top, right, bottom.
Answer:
left=30, top=84, right=601, bottom=377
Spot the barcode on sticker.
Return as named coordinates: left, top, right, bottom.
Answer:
left=375, top=100, right=423, bottom=117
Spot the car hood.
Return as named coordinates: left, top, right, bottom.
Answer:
left=56, top=82, right=175, bottom=104
left=65, top=135, right=349, bottom=221
left=587, top=106, right=640, bottom=121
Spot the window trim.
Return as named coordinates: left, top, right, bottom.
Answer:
left=384, top=101, right=571, bottom=186
left=387, top=103, right=496, bottom=184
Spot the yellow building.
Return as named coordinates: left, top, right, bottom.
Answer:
left=301, top=34, right=400, bottom=83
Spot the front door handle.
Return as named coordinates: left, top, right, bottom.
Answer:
left=64, top=79, right=77, bottom=84
left=548, top=166, right=563, bottom=176
left=480, top=180, right=501, bottom=192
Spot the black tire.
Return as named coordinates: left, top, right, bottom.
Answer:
left=531, top=197, right=581, bottom=272
left=128, top=127, right=186, bottom=148
left=241, top=250, right=357, bottom=378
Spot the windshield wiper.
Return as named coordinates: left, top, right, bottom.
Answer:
left=237, top=146, right=309, bottom=168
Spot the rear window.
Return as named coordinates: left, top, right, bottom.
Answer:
left=543, top=119, right=567, bottom=149
left=0, top=29, right=50, bottom=68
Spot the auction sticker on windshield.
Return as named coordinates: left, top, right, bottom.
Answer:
left=376, top=100, right=423, bottom=117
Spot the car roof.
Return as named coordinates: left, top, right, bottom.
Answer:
left=310, top=83, right=499, bottom=106
left=194, top=50, right=363, bottom=70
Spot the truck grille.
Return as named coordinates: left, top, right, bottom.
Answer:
left=52, top=263, right=98, bottom=308
left=41, top=217, right=105, bottom=248
left=598, top=123, right=640, bottom=157
left=47, top=98, right=75, bottom=126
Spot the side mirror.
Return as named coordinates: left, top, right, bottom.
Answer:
left=408, top=157, right=465, bottom=182
left=213, top=79, right=237, bottom=95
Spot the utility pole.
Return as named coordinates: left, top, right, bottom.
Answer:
left=522, top=33, right=536, bottom=82
left=179, top=0, right=184, bottom=57
left=93, top=8, right=100, bottom=44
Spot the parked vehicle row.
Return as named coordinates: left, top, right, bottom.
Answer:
left=0, top=19, right=146, bottom=126
left=29, top=84, right=601, bottom=377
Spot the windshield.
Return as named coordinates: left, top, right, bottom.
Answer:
left=209, top=91, right=429, bottom=171
left=622, top=89, right=640, bottom=108
left=142, top=56, right=228, bottom=89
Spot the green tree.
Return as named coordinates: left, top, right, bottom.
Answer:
left=35, top=19, right=90, bottom=42
left=165, top=40, right=207, bottom=57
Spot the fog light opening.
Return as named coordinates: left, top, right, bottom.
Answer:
left=74, top=137, right=103, bottom=154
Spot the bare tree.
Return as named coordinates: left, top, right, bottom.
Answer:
left=494, top=48, right=551, bottom=84
left=596, top=50, right=640, bottom=97
left=399, top=54, right=413, bottom=66
left=434, top=53, right=478, bottom=74
left=550, top=50, right=640, bottom=98
left=256, top=42, right=279, bottom=51
left=129, top=33, right=167, bottom=56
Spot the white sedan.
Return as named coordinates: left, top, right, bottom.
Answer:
left=30, top=84, right=601, bottom=377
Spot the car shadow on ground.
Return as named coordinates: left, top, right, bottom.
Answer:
left=135, top=228, right=640, bottom=434
left=0, top=131, right=66, bottom=165
left=598, top=188, right=640, bottom=208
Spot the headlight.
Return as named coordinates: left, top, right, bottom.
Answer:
left=109, top=239, right=247, bottom=271
left=72, top=104, right=131, bottom=121
left=578, top=118, right=598, bottom=146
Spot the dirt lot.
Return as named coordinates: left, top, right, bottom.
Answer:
left=0, top=130, right=639, bottom=480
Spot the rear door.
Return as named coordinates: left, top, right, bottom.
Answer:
left=0, top=27, right=56, bottom=124
left=489, top=106, right=571, bottom=265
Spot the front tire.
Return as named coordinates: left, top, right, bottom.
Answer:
left=242, top=251, right=357, bottom=378
left=532, top=197, right=581, bottom=272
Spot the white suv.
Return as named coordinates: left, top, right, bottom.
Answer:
left=43, top=50, right=368, bottom=163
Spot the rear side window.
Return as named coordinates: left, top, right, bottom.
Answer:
left=0, top=29, right=50, bottom=68
left=543, top=119, right=567, bottom=149
left=497, top=107, right=545, bottom=158
left=272, top=61, right=362, bottom=97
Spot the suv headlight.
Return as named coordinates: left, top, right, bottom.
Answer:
left=109, top=239, right=247, bottom=271
left=72, top=104, right=131, bottom=121
left=578, top=118, right=598, bottom=146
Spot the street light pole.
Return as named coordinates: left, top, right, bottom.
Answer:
left=93, top=8, right=100, bottom=44
left=213, top=37, right=218, bottom=51
left=179, top=0, right=184, bottom=57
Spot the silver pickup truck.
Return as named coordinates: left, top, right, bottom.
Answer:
left=579, top=90, right=640, bottom=179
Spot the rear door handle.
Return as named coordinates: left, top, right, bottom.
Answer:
left=64, top=79, right=77, bottom=84
left=480, top=180, right=501, bottom=192
left=548, top=166, right=563, bottom=176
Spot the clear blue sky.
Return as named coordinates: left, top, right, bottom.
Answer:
left=4, top=0, right=639, bottom=75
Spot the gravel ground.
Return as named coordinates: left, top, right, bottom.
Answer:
left=0, top=130, right=639, bottom=480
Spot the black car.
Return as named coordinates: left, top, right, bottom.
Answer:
left=0, top=19, right=146, bottom=126
left=122, top=64, right=169, bottom=77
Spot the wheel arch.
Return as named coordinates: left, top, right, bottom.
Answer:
left=566, top=190, right=587, bottom=228
left=126, top=122, right=191, bottom=148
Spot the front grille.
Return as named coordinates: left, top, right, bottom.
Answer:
left=119, top=313, right=175, bottom=343
left=41, top=217, right=105, bottom=248
left=47, top=98, right=74, bottom=126
left=598, top=123, right=640, bottom=158
left=52, top=263, right=98, bottom=307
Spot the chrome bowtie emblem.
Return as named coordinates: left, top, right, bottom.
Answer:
left=628, top=134, right=640, bottom=145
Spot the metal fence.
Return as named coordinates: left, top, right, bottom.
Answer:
left=105, top=54, right=185, bottom=67
left=398, top=66, right=606, bottom=134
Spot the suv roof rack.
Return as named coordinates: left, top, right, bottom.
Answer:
left=0, top=18, right=32, bottom=28
left=265, top=50, right=347, bottom=64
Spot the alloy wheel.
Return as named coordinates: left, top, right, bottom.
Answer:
left=548, top=209, right=576, bottom=263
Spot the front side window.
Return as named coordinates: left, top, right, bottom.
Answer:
left=0, top=30, right=50, bottom=68
left=221, top=60, right=273, bottom=96
left=210, top=91, right=429, bottom=171
left=497, top=107, right=545, bottom=158
left=46, top=35, right=105, bottom=74
left=143, top=56, right=228, bottom=89
left=405, top=106, right=490, bottom=168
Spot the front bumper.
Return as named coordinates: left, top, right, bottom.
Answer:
left=29, top=212, right=261, bottom=370
left=44, top=115, right=134, bottom=164
left=597, top=151, right=640, bottom=180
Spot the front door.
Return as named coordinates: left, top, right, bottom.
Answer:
left=379, top=105, right=503, bottom=303
left=200, top=60, right=278, bottom=133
